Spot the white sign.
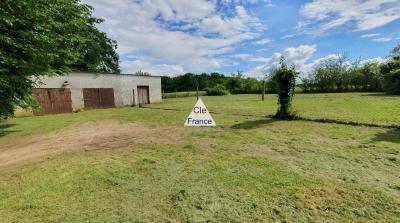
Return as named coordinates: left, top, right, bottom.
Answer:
left=184, top=98, right=216, bottom=126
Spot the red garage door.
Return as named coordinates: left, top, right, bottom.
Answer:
left=33, top=88, right=73, bottom=115
left=83, top=88, right=115, bottom=109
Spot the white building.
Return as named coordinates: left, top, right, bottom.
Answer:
left=26, top=72, right=161, bottom=115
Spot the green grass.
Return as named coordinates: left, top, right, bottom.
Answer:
left=153, top=92, right=400, bottom=126
left=0, top=93, right=400, bottom=222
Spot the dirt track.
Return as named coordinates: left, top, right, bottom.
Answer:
left=0, top=120, right=184, bottom=170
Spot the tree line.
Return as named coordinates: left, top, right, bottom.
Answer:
left=162, top=44, right=400, bottom=96
left=300, top=45, right=400, bottom=94
left=162, top=72, right=266, bottom=95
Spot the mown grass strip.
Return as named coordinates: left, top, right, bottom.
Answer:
left=140, top=106, right=400, bottom=129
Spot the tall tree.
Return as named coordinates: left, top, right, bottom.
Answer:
left=381, top=44, right=400, bottom=95
left=0, top=0, right=119, bottom=118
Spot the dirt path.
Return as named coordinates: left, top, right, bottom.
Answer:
left=0, top=120, right=184, bottom=170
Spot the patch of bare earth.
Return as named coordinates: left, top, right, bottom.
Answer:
left=0, top=120, right=184, bottom=170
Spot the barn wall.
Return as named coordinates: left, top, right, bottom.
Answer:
left=35, top=72, right=162, bottom=111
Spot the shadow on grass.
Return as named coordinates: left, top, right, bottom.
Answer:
left=0, top=123, right=18, bottom=137
left=372, top=129, right=400, bottom=144
left=293, top=116, right=400, bottom=129
left=231, top=118, right=278, bottom=129
left=360, top=93, right=400, bottom=97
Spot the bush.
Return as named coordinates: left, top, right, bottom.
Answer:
left=381, top=54, right=400, bottom=95
left=382, top=68, right=400, bottom=95
left=205, top=84, right=229, bottom=96
left=271, top=59, right=298, bottom=120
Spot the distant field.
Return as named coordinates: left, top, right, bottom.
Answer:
left=0, top=93, right=399, bottom=222
left=153, top=92, right=400, bottom=126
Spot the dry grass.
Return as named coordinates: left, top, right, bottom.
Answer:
left=0, top=120, right=185, bottom=169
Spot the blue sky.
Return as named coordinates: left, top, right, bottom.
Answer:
left=83, top=0, right=400, bottom=77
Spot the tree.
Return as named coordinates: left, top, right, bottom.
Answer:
left=225, top=71, right=244, bottom=94
left=0, top=0, right=119, bottom=118
left=134, top=70, right=151, bottom=76
left=381, top=44, right=400, bottom=95
left=271, top=58, right=298, bottom=119
left=358, top=61, right=383, bottom=91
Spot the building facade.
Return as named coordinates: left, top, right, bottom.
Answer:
left=27, top=72, right=161, bottom=115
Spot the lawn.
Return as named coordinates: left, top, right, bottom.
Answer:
left=0, top=93, right=399, bottom=222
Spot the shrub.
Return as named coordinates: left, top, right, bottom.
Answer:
left=381, top=48, right=400, bottom=95
left=382, top=66, right=400, bottom=95
left=205, top=84, right=229, bottom=96
left=271, top=59, right=298, bottom=119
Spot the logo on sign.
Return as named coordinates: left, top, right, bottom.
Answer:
left=184, top=98, right=216, bottom=126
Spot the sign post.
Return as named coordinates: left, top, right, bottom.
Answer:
left=184, top=98, right=216, bottom=127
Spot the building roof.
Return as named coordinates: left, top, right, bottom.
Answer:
left=69, top=72, right=163, bottom=78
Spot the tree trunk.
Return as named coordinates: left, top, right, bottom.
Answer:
left=262, top=80, right=266, bottom=101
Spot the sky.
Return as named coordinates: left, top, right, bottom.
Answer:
left=82, top=0, right=400, bottom=78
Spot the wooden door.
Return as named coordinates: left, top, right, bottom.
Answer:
left=33, top=88, right=73, bottom=115
left=99, top=88, right=115, bottom=108
left=83, top=88, right=115, bottom=109
left=137, top=86, right=150, bottom=105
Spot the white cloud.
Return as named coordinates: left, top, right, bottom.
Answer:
left=372, top=37, right=392, bottom=42
left=252, top=38, right=271, bottom=45
left=361, top=33, right=380, bottom=38
left=83, top=0, right=264, bottom=75
left=280, top=34, right=296, bottom=39
left=246, top=45, right=389, bottom=79
left=299, top=0, right=400, bottom=35
left=311, top=54, right=342, bottom=67
left=221, top=0, right=273, bottom=6
left=233, top=54, right=252, bottom=60
left=121, top=60, right=185, bottom=75
left=359, top=57, right=387, bottom=65
left=246, top=44, right=318, bottom=77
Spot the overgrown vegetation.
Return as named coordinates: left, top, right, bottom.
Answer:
left=271, top=59, right=298, bottom=119
left=205, top=84, right=229, bottom=96
left=0, top=0, right=119, bottom=119
left=381, top=46, right=400, bottom=95
left=133, top=70, right=152, bottom=76
left=162, top=72, right=264, bottom=94
left=300, top=44, right=400, bottom=95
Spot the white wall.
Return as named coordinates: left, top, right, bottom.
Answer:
left=35, top=72, right=162, bottom=110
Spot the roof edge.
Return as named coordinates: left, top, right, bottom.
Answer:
left=67, top=72, right=162, bottom=78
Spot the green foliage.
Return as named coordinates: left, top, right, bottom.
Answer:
left=358, top=62, right=384, bottom=91
left=133, top=70, right=152, bottom=76
left=301, top=45, right=400, bottom=95
left=161, top=72, right=263, bottom=94
left=272, top=58, right=298, bottom=119
left=225, top=72, right=244, bottom=94
left=0, top=0, right=119, bottom=118
left=301, top=56, right=385, bottom=93
left=205, top=84, right=229, bottom=96
left=381, top=57, right=400, bottom=95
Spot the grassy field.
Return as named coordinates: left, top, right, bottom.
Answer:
left=0, top=93, right=399, bottom=222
